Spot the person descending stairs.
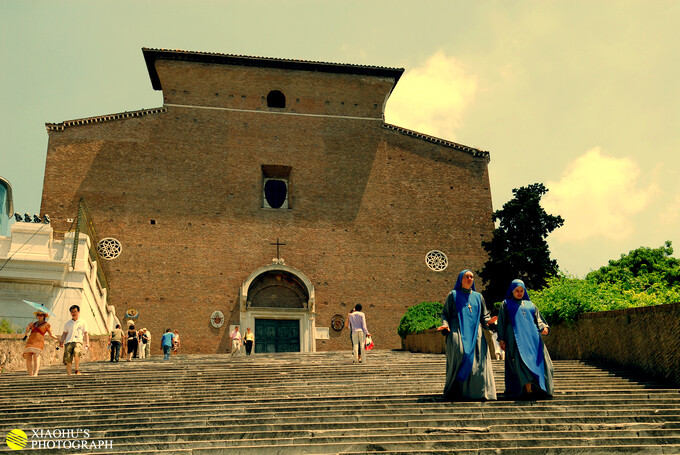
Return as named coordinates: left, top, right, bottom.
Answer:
left=0, top=351, right=679, bottom=454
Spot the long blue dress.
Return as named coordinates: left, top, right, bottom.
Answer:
left=497, top=279, right=554, bottom=398
left=441, top=270, right=496, bottom=401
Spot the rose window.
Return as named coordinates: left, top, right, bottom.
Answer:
left=425, top=250, right=448, bottom=272
left=97, top=238, right=122, bottom=260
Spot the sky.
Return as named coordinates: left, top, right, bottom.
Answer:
left=1, top=0, right=678, bottom=277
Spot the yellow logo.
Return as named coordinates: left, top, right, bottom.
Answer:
left=6, top=429, right=27, bottom=450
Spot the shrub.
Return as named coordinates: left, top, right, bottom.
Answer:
left=531, top=273, right=680, bottom=325
left=397, top=301, right=443, bottom=338
left=0, top=319, right=20, bottom=334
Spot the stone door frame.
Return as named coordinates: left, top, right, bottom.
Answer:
left=239, top=263, right=316, bottom=353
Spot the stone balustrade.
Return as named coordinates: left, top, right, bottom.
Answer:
left=0, top=334, right=109, bottom=373
left=401, top=302, right=680, bottom=386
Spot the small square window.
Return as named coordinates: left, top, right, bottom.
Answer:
left=263, top=178, right=289, bottom=209
left=261, top=165, right=292, bottom=210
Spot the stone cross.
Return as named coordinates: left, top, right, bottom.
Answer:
left=270, top=238, right=286, bottom=260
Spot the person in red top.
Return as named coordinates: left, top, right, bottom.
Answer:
left=22, top=311, right=58, bottom=376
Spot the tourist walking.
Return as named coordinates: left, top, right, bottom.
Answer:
left=497, top=279, right=554, bottom=398
left=346, top=309, right=357, bottom=359
left=109, top=324, right=124, bottom=362
left=144, top=329, right=151, bottom=358
left=126, top=324, right=138, bottom=361
left=491, top=331, right=504, bottom=360
left=437, top=269, right=497, bottom=401
left=172, top=330, right=180, bottom=355
left=161, top=328, right=174, bottom=360
left=138, top=328, right=149, bottom=359
left=22, top=311, right=58, bottom=376
left=230, top=326, right=242, bottom=356
left=243, top=327, right=254, bottom=355
left=59, top=305, right=89, bottom=375
left=348, top=304, right=370, bottom=364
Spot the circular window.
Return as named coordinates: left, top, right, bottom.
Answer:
left=97, top=238, right=122, bottom=260
left=425, top=250, right=448, bottom=272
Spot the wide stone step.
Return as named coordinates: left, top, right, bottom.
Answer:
left=2, top=352, right=679, bottom=454
left=5, top=401, right=680, bottom=422
left=50, top=435, right=680, bottom=455
left=25, top=437, right=680, bottom=455
left=4, top=398, right=680, bottom=424
left=8, top=414, right=680, bottom=441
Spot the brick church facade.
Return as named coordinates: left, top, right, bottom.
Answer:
left=40, top=48, right=494, bottom=353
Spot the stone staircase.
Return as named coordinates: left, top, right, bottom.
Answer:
left=1, top=351, right=679, bottom=454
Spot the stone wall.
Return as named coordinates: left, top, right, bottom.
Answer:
left=401, top=327, right=499, bottom=359
left=0, top=334, right=109, bottom=373
left=543, top=302, right=680, bottom=385
left=401, top=328, right=445, bottom=354
left=401, top=303, right=680, bottom=386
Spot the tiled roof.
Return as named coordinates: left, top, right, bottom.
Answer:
left=142, top=47, right=404, bottom=91
left=45, top=107, right=167, bottom=132
left=382, top=123, right=490, bottom=160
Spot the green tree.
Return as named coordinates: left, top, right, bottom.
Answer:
left=531, top=242, right=680, bottom=325
left=587, top=241, right=680, bottom=290
left=478, top=183, right=564, bottom=305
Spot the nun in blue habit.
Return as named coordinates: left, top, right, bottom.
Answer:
left=497, top=279, right=554, bottom=398
left=437, top=269, right=497, bottom=401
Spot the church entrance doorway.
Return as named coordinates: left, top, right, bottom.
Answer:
left=255, top=319, right=300, bottom=353
left=239, top=262, right=316, bottom=353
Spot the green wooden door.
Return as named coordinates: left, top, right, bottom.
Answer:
left=254, top=319, right=300, bottom=353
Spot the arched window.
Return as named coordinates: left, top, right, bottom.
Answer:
left=267, top=90, right=286, bottom=108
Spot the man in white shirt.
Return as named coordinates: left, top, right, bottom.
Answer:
left=230, top=326, right=242, bottom=356
left=348, top=304, right=370, bottom=364
left=59, top=305, right=89, bottom=375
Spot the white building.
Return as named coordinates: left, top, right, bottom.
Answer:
left=0, top=221, right=119, bottom=335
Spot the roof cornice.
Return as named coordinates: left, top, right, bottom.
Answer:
left=382, top=123, right=490, bottom=161
left=45, top=107, right=167, bottom=132
left=142, top=47, right=404, bottom=91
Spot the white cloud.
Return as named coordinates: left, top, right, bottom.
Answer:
left=660, top=193, right=680, bottom=225
left=384, top=51, right=477, bottom=141
left=543, top=147, right=657, bottom=242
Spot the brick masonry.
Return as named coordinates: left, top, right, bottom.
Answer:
left=402, top=303, right=680, bottom=386
left=401, top=327, right=498, bottom=358
left=39, top=50, right=494, bottom=354
left=544, top=302, right=680, bottom=385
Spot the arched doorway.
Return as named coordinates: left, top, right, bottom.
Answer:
left=239, top=263, right=316, bottom=353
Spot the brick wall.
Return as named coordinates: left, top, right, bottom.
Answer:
left=401, top=327, right=498, bottom=358
left=40, top=56, right=494, bottom=354
left=155, top=59, right=394, bottom=118
left=401, top=328, right=445, bottom=354
left=401, top=303, right=680, bottom=386
left=544, top=302, right=680, bottom=385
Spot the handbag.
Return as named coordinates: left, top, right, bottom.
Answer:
left=364, top=335, right=374, bottom=351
